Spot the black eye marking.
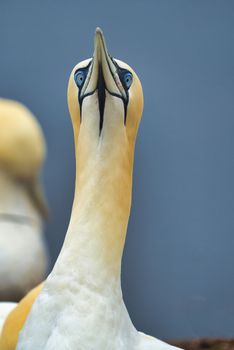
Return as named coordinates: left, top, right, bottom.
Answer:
left=117, top=69, right=133, bottom=90
left=74, top=69, right=87, bottom=88
left=110, top=57, right=133, bottom=124
left=74, top=62, right=91, bottom=89
left=74, top=61, right=93, bottom=119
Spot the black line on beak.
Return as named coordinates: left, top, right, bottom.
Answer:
left=97, top=66, right=106, bottom=134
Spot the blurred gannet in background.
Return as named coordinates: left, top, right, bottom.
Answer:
left=0, top=99, right=49, bottom=302
left=0, top=29, right=182, bottom=350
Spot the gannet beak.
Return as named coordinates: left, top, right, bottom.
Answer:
left=80, top=27, right=127, bottom=100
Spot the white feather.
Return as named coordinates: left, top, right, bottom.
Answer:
left=0, top=302, right=16, bottom=334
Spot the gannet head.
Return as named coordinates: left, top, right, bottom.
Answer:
left=67, top=28, right=143, bottom=155
left=0, top=99, right=48, bottom=218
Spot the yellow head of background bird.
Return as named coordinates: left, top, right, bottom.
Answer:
left=0, top=99, right=48, bottom=218
left=0, top=99, right=45, bottom=180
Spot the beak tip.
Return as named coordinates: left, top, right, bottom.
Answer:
left=94, top=27, right=106, bottom=58
left=95, top=27, right=103, bottom=35
left=95, top=27, right=105, bottom=43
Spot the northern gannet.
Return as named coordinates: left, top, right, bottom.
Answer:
left=0, top=29, right=182, bottom=350
left=0, top=99, right=49, bottom=301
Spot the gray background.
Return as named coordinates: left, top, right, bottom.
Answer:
left=1, top=0, right=234, bottom=340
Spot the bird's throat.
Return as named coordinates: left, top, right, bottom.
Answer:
left=55, top=139, right=133, bottom=290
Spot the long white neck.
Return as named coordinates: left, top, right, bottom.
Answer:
left=0, top=169, right=41, bottom=224
left=53, top=133, right=133, bottom=293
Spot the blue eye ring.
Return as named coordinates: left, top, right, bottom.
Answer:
left=123, top=72, right=133, bottom=89
left=74, top=70, right=86, bottom=88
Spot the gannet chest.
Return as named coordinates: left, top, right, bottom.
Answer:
left=17, top=276, right=138, bottom=350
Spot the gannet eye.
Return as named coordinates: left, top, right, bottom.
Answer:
left=123, top=72, right=133, bottom=89
left=116, top=66, right=133, bottom=91
left=74, top=69, right=87, bottom=88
